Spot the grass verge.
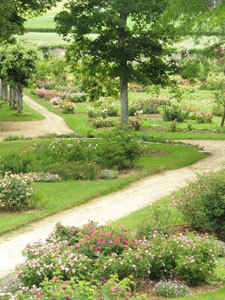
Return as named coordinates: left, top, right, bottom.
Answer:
left=0, top=100, right=44, bottom=121
left=0, top=140, right=206, bottom=235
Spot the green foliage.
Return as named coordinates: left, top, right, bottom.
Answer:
left=60, top=101, right=76, bottom=114
left=153, top=280, right=190, bottom=298
left=99, top=169, right=119, bottom=180
left=16, top=222, right=218, bottom=290
left=0, top=173, right=34, bottom=211
left=1, top=44, right=38, bottom=87
left=188, top=112, right=213, bottom=124
left=68, top=93, right=87, bottom=103
left=163, top=105, right=189, bottom=122
left=97, top=126, right=143, bottom=169
left=176, top=170, right=225, bottom=241
left=136, top=202, right=172, bottom=240
left=49, top=161, right=99, bottom=180
left=0, top=0, right=60, bottom=43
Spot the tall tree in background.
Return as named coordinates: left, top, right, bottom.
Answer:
left=55, top=0, right=218, bottom=124
left=0, top=0, right=61, bottom=43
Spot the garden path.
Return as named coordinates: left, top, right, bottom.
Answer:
left=0, top=95, right=73, bottom=141
left=0, top=139, right=224, bottom=278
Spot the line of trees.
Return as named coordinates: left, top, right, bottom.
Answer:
left=0, top=45, right=37, bottom=113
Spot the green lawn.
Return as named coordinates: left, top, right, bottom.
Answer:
left=18, top=32, right=68, bottom=45
left=0, top=140, right=206, bottom=235
left=0, top=99, right=44, bottom=121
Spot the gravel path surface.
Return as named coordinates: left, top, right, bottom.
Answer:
left=0, top=139, right=224, bottom=278
left=0, top=95, right=73, bottom=141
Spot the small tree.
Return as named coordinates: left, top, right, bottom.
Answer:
left=2, top=45, right=38, bottom=113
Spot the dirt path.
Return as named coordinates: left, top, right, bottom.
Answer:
left=0, top=95, right=73, bottom=141
left=0, top=139, right=224, bottom=278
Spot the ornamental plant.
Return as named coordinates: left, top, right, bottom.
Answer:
left=16, top=222, right=218, bottom=289
left=60, top=101, right=76, bottom=114
left=96, top=126, right=143, bottom=169
left=153, top=280, right=191, bottom=298
left=176, top=170, right=225, bottom=241
left=0, top=173, right=34, bottom=211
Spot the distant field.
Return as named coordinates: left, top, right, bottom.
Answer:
left=18, top=32, right=68, bottom=45
left=24, top=16, right=56, bottom=30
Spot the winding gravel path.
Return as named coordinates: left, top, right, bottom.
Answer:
left=0, top=139, right=224, bottom=278
left=0, top=95, right=73, bottom=141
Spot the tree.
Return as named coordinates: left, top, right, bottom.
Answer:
left=0, top=0, right=61, bottom=43
left=0, top=44, right=38, bottom=113
left=55, top=0, right=217, bottom=124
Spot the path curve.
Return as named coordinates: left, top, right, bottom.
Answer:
left=0, top=95, right=73, bottom=141
left=0, top=139, right=224, bottom=278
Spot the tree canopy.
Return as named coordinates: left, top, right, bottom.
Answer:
left=0, top=0, right=61, bottom=43
left=55, top=0, right=221, bottom=124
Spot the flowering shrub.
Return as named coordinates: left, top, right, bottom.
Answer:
left=68, top=93, right=87, bottom=103
left=175, top=170, right=225, bottom=241
left=49, top=97, right=62, bottom=106
left=87, top=106, right=99, bottom=118
left=0, top=173, right=34, bottom=211
left=36, top=80, right=57, bottom=90
left=88, top=117, right=116, bottom=128
left=153, top=280, right=191, bottom=298
left=136, top=100, right=160, bottom=114
left=32, top=172, right=61, bottom=182
left=129, top=119, right=142, bottom=131
left=188, top=111, right=213, bottom=123
left=101, top=103, right=118, bottom=117
left=16, top=222, right=218, bottom=289
left=163, top=105, right=189, bottom=122
left=60, top=101, right=77, bottom=114
left=3, top=275, right=147, bottom=300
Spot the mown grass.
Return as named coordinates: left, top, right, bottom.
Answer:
left=0, top=140, right=205, bottom=235
left=18, top=32, right=68, bottom=45
left=0, top=99, right=44, bottom=121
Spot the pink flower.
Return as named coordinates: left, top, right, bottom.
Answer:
left=108, top=241, right=112, bottom=244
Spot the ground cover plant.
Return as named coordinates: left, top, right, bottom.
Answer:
left=0, top=139, right=205, bottom=235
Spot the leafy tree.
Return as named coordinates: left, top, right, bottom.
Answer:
left=55, top=0, right=217, bottom=124
left=0, top=0, right=61, bottom=43
left=1, top=45, right=38, bottom=113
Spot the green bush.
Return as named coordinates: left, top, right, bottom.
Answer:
left=60, top=101, right=77, bottom=114
left=176, top=170, right=225, bottom=241
left=97, top=126, right=143, bottom=169
left=188, top=112, right=213, bottom=123
left=0, top=153, right=33, bottom=175
left=212, top=104, right=224, bottom=116
left=0, top=174, right=34, bottom=211
left=99, top=169, right=118, bottom=179
left=7, top=275, right=146, bottom=300
left=69, top=93, right=87, bottom=103
left=136, top=202, right=172, bottom=240
left=163, top=105, right=189, bottom=122
left=50, top=161, right=99, bottom=180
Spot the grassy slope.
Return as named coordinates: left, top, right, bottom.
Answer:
left=0, top=140, right=205, bottom=235
left=0, top=100, right=44, bottom=121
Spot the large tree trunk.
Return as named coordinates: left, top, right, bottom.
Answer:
left=119, top=12, right=129, bottom=125
left=221, top=106, right=225, bottom=127
left=12, top=86, right=18, bottom=109
left=17, top=86, right=23, bottom=113
left=2, top=79, right=8, bottom=101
